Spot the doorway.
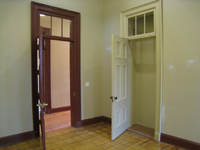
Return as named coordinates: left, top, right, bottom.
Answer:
left=42, top=39, right=72, bottom=132
left=31, top=2, right=81, bottom=139
left=111, top=0, right=162, bottom=141
left=128, top=37, right=156, bottom=139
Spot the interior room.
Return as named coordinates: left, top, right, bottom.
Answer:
left=43, top=40, right=71, bottom=132
left=0, top=0, right=200, bottom=150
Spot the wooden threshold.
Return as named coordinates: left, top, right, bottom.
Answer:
left=128, top=124, right=154, bottom=139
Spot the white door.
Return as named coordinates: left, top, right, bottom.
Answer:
left=111, top=34, right=129, bottom=140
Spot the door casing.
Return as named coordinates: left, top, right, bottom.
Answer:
left=31, top=2, right=81, bottom=138
left=120, top=0, right=162, bottom=141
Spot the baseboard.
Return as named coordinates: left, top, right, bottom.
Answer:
left=161, top=133, right=200, bottom=150
left=81, top=116, right=111, bottom=127
left=0, top=116, right=111, bottom=147
left=0, top=131, right=34, bottom=147
left=101, top=116, right=111, bottom=124
left=51, top=106, right=71, bottom=113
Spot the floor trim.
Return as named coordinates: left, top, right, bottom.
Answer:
left=161, top=133, right=200, bottom=150
left=81, top=116, right=111, bottom=127
left=0, top=116, right=111, bottom=147
left=51, top=106, right=71, bottom=113
left=101, top=116, right=112, bottom=124
left=0, top=131, right=34, bottom=147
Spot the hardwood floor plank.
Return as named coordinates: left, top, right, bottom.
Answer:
left=0, top=122, right=184, bottom=150
left=44, top=110, right=71, bottom=132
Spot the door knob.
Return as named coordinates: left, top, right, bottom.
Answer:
left=110, top=96, right=113, bottom=102
left=37, top=103, right=48, bottom=108
left=110, top=96, right=117, bottom=102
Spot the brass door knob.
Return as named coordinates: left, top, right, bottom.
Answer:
left=37, top=103, right=48, bottom=108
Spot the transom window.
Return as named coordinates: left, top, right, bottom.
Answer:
left=40, top=14, right=72, bottom=38
left=128, top=11, right=154, bottom=37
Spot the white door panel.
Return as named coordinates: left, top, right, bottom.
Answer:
left=111, top=34, right=129, bottom=140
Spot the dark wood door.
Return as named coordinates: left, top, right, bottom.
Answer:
left=38, top=26, right=47, bottom=150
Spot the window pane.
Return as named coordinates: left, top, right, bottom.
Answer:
left=40, top=14, right=51, bottom=35
left=137, top=15, right=144, bottom=35
left=52, top=17, right=61, bottom=36
left=63, top=19, right=71, bottom=38
left=128, top=17, right=135, bottom=36
left=146, top=12, right=154, bottom=33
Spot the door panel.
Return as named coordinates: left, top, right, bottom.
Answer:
left=111, top=34, right=129, bottom=140
left=38, top=26, right=46, bottom=150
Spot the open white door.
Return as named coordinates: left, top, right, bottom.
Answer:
left=111, top=34, right=129, bottom=140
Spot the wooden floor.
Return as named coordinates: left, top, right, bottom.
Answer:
left=128, top=124, right=154, bottom=139
left=0, top=122, right=184, bottom=150
left=44, top=111, right=71, bottom=132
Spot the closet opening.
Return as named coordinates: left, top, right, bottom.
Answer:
left=128, top=37, right=156, bottom=139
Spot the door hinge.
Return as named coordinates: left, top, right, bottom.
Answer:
left=73, top=92, right=75, bottom=97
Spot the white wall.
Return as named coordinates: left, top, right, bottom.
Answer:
left=0, top=0, right=103, bottom=138
left=162, top=0, right=200, bottom=143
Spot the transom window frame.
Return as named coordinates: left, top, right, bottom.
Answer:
left=120, top=1, right=160, bottom=40
left=31, top=2, right=81, bottom=138
left=127, top=9, right=156, bottom=38
left=38, top=10, right=74, bottom=38
left=119, top=0, right=162, bottom=141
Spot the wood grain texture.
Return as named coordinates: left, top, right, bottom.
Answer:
left=128, top=124, right=154, bottom=138
left=0, top=123, right=184, bottom=150
left=44, top=110, right=71, bottom=132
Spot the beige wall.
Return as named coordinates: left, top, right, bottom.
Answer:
left=103, top=0, right=200, bottom=143
left=1, top=0, right=200, bottom=144
left=50, top=40, right=70, bottom=108
left=0, top=0, right=103, bottom=138
left=162, top=0, right=200, bottom=143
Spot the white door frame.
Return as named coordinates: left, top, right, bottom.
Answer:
left=120, top=0, right=163, bottom=141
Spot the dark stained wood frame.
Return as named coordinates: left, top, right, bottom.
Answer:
left=0, top=131, right=34, bottom=147
left=44, top=39, right=51, bottom=114
left=81, top=116, right=111, bottom=127
left=31, top=2, right=81, bottom=138
left=161, top=133, right=200, bottom=150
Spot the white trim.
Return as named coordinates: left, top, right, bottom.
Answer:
left=127, top=33, right=156, bottom=40
left=120, top=0, right=162, bottom=141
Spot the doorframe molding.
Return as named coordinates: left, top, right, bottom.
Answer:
left=31, top=2, right=81, bottom=137
left=120, top=0, right=163, bottom=141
